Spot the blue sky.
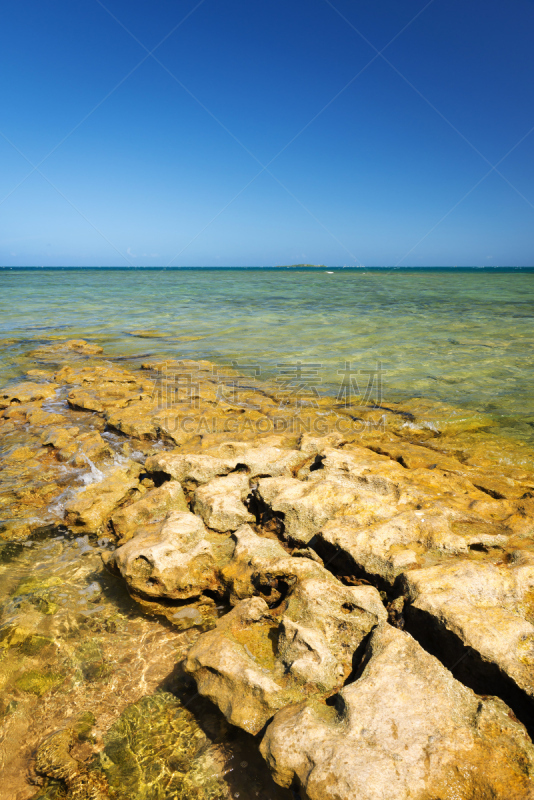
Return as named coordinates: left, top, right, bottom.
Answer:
left=1, top=0, right=533, bottom=266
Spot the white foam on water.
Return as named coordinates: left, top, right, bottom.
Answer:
left=80, top=455, right=105, bottom=485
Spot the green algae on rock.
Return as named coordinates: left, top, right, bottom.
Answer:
left=16, top=669, right=65, bottom=697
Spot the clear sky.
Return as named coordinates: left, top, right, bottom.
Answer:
left=1, top=0, right=533, bottom=267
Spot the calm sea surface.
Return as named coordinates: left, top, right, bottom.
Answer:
left=2, top=267, right=534, bottom=443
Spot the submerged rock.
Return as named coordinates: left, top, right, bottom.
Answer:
left=261, top=624, right=534, bottom=800
left=15, top=669, right=64, bottom=697
left=97, top=692, right=225, bottom=799
left=34, top=727, right=108, bottom=799
left=79, top=690, right=293, bottom=800
left=32, top=338, right=104, bottom=358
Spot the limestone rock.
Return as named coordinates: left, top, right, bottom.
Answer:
left=71, top=431, right=114, bottom=466
left=364, top=438, right=465, bottom=471
left=184, top=576, right=381, bottom=734
left=184, top=597, right=296, bottom=734
left=208, top=436, right=289, bottom=457
left=309, top=444, right=502, bottom=520
left=67, top=387, right=105, bottom=413
left=55, top=362, right=147, bottom=387
left=110, top=480, right=188, bottom=543
left=105, top=510, right=220, bottom=601
left=40, top=426, right=77, bottom=449
left=105, top=401, right=159, bottom=439
left=396, top=396, right=497, bottom=437
left=96, top=692, right=232, bottom=800
left=257, top=475, right=398, bottom=546
left=26, top=368, right=55, bottom=380
left=251, top=553, right=388, bottom=625
left=145, top=451, right=240, bottom=485
left=221, top=524, right=288, bottom=604
left=256, top=477, right=349, bottom=546
left=0, top=381, right=58, bottom=409
left=35, top=727, right=108, bottom=799
left=33, top=338, right=104, bottom=357
left=69, top=381, right=149, bottom=414
left=64, top=464, right=141, bottom=533
left=41, top=427, right=112, bottom=465
left=212, top=441, right=306, bottom=477
left=146, top=440, right=307, bottom=488
left=347, top=583, right=388, bottom=623
left=298, top=432, right=345, bottom=455
left=245, top=445, right=307, bottom=477
left=317, top=507, right=509, bottom=585
left=261, top=624, right=534, bottom=800
left=402, top=557, right=534, bottom=705
left=317, top=444, right=407, bottom=482
left=193, top=473, right=255, bottom=532
left=253, top=554, right=331, bottom=597
left=150, top=408, right=205, bottom=445
left=282, top=575, right=383, bottom=671
left=464, top=469, right=532, bottom=501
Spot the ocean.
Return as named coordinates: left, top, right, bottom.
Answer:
left=2, top=266, right=534, bottom=443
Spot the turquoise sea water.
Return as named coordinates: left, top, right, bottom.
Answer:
left=1, top=267, right=534, bottom=443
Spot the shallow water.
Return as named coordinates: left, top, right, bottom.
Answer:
left=0, top=528, right=293, bottom=800
left=2, top=267, right=534, bottom=443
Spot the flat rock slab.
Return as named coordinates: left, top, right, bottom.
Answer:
left=257, top=475, right=401, bottom=546
left=317, top=506, right=509, bottom=584
left=402, top=558, right=534, bottom=704
left=0, top=381, right=59, bottom=408
left=145, top=452, right=240, bottom=484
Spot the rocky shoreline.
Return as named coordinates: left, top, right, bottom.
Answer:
left=2, top=338, right=534, bottom=798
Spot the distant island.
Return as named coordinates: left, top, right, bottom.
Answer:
left=275, top=264, right=328, bottom=269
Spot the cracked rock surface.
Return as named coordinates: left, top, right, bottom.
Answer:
left=261, top=624, right=534, bottom=800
